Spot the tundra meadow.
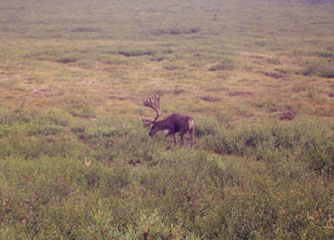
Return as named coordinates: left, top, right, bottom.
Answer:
left=0, top=0, right=334, bottom=239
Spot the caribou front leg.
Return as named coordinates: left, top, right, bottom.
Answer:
left=164, top=130, right=177, bottom=146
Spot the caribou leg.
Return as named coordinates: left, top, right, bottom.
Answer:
left=173, top=134, right=177, bottom=145
left=180, top=133, right=185, bottom=146
left=189, top=126, right=195, bottom=148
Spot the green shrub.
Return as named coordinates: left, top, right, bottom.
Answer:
left=208, top=58, right=236, bottom=71
left=1, top=109, right=334, bottom=239
left=195, top=116, right=222, bottom=137
left=201, top=119, right=334, bottom=178
left=302, top=60, right=334, bottom=78
left=318, top=51, right=334, bottom=58
left=45, top=109, right=71, bottom=127
left=305, top=143, right=334, bottom=177
left=64, top=96, right=96, bottom=118
left=117, top=48, right=156, bottom=57
left=56, top=56, right=77, bottom=64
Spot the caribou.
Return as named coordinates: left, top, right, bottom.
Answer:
left=141, top=94, right=194, bottom=148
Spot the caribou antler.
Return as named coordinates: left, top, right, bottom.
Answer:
left=141, top=116, right=154, bottom=128
left=143, top=94, right=162, bottom=122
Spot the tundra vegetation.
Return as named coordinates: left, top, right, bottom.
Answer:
left=0, top=0, right=334, bottom=239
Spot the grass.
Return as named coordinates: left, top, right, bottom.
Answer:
left=1, top=0, right=334, bottom=238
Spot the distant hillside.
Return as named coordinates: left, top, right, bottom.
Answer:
left=271, top=0, right=334, bottom=3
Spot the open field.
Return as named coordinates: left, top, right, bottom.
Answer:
left=1, top=0, right=334, bottom=239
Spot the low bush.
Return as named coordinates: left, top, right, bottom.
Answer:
left=117, top=48, right=156, bottom=57
left=1, top=109, right=334, bottom=239
left=56, top=56, right=77, bottom=64
left=208, top=58, right=236, bottom=71
left=302, top=60, right=334, bottom=78
left=64, top=96, right=96, bottom=118
left=201, top=118, right=334, bottom=178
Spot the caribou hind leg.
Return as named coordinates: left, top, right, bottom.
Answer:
left=188, top=118, right=195, bottom=148
left=189, top=126, right=194, bottom=148
left=173, top=134, right=177, bottom=146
